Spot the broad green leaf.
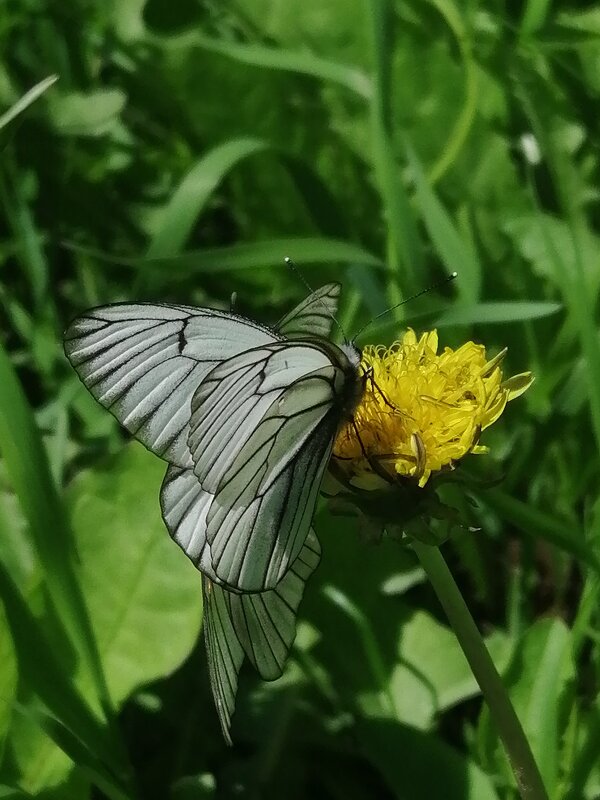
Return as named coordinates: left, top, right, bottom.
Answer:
left=47, top=90, right=126, bottom=137
left=67, top=443, right=203, bottom=705
left=0, top=563, right=122, bottom=778
left=14, top=705, right=131, bottom=800
left=398, top=610, right=511, bottom=714
left=359, top=718, right=500, bottom=799
left=4, top=712, right=88, bottom=799
left=477, top=618, right=573, bottom=796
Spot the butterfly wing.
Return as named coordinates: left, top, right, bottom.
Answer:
left=202, top=574, right=243, bottom=747
left=64, top=303, right=279, bottom=467
left=202, top=531, right=321, bottom=744
left=161, top=392, right=335, bottom=594
left=276, top=283, right=340, bottom=338
left=229, top=529, right=321, bottom=679
left=185, top=341, right=349, bottom=591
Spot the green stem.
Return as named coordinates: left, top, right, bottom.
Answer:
left=412, top=541, right=549, bottom=800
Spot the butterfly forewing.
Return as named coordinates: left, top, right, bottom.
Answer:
left=190, top=345, right=338, bottom=492
left=276, top=282, right=340, bottom=339
left=184, top=342, right=349, bottom=591
left=64, top=304, right=279, bottom=467
left=204, top=417, right=334, bottom=591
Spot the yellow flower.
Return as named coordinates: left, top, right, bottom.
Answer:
left=333, top=329, right=533, bottom=489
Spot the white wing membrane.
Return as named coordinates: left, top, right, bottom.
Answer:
left=203, top=531, right=321, bottom=743
left=276, top=283, right=340, bottom=338
left=202, top=575, right=244, bottom=746
left=229, top=529, right=321, bottom=678
left=189, top=343, right=338, bottom=494
left=206, top=418, right=333, bottom=591
left=162, top=412, right=333, bottom=593
left=64, top=304, right=278, bottom=467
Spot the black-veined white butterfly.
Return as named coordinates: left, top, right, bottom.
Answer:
left=64, top=283, right=364, bottom=742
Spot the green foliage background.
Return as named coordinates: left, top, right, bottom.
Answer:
left=1, top=0, right=600, bottom=797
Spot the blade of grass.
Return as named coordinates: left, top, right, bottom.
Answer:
left=435, top=301, right=562, bottom=326
left=405, top=141, right=482, bottom=303
left=515, top=69, right=600, bottom=454
left=0, top=562, right=128, bottom=784
left=13, top=704, right=133, bottom=800
left=481, top=489, right=600, bottom=578
left=426, top=0, right=479, bottom=184
left=365, top=0, right=423, bottom=300
left=146, top=138, right=270, bottom=258
left=160, top=32, right=372, bottom=99
left=146, top=138, right=351, bottom=260
left=0, top=159, right=49, bottom=310
left=65, top=237, right=385, bottom=275
left=0, top=346, right=118, bottom=734
left=323, top=585, right=398, bottom=719
left=0, top=75, right=58, bottom=131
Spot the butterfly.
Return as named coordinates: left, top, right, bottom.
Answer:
left=64, top=283, right=365, bottom=742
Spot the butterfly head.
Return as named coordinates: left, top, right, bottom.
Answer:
left=339, top=340, right=362, bottom=370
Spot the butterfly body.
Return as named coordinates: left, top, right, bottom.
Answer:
left=64, top=283, right=362, bottom=743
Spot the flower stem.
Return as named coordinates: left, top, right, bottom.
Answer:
left=411, top=540, right=549, bottom=800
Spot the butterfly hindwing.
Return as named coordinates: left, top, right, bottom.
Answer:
left=202, top=531, right=321, bottom=743
left=202, top=574, right=244, bottom=747
left=185, top=342, right=346, bottom=591
left=229, top=529, right=321, bottom=679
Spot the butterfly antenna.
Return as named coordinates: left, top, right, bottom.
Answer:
left=353, top=272, right=458, bottom=342
left=284, top=256, right=349, bottom=340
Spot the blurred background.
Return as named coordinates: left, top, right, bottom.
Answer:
left=1, top=1, right=600, bottom=798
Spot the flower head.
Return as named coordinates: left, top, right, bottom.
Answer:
left=332, top=329, right=533, bottom=490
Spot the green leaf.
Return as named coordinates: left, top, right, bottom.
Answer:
left=146, top=138, right=272, bottom=258
left=0, top=344, right=111, bottom=716
left=435, top=301, right=562, bottom=326
left=5, top=712, right=89, bottom=799
left=482, top=489, right=600, bottom=578
left=47, top=90, right=126, bottom=137
left=0, top=604, right=17, bottom=749
left=358, top=718, right=500, bottom=799
left=0, top=562, right=122, bottom=776
left=398, top=610, right=511, bottom=714
left=14, top=704, right=132, bottom=800
left=162, top=33, right=372, bottom=98
left=405, top=141, right=482, bottom=303
left=65, top=237, right=385, bottom=276
left=67, top=443, right=203, bottom=705
left=0, top=76, right=58, bottom=131
left=477, top=618, right=573, bottom=796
